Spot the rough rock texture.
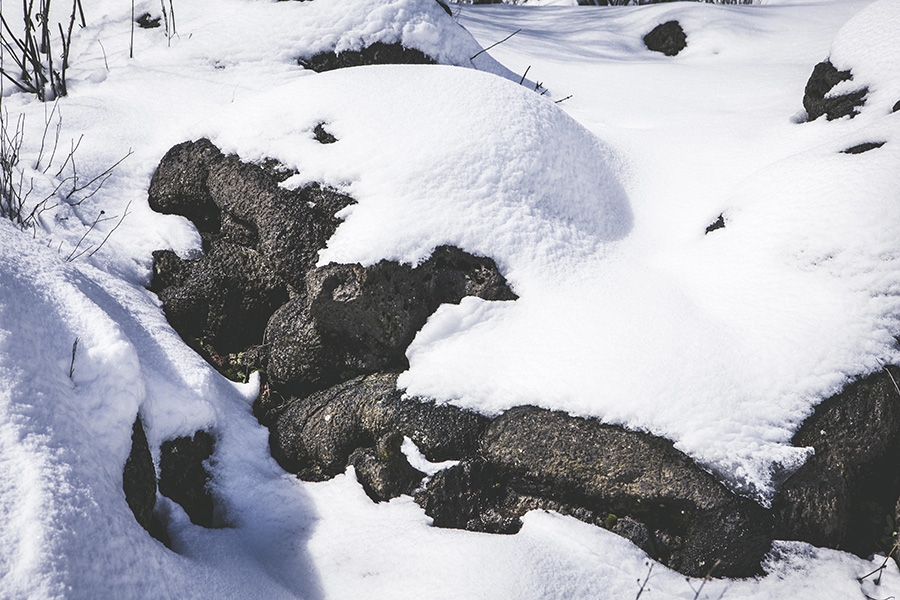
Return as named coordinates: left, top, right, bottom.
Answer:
left=773, top=368, right=900, bottom=557
left=149, top=139, right=355, bottom=292
left=158, top=430, right=216, bottom=528
left=643, top=21, right=687, bottom=57
left=150, top=243, right=289, bottom=356
left=299, top=42, right=435, bottom=73
left=349, top=433, right=426, bottom=502
left=418, top=406, right=773, bottom=578
left=265, top=246, right=516, bottom=395
left=803, top=60, right=868, bottom=121
left=149, top=139, right=355, bottom=366
left=841, top=141, right=886, bottom=155
left=271, top=372, right=490, bottom=488
left=122, top=416, right=168, bottom=544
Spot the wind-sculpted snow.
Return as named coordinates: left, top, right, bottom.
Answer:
left=1, top=0, right=900, bottom=596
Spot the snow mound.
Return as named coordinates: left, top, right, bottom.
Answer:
left=295, top=0, right=517, bottom=80
left=211, top=64, right=632, bottom=286
left=829, top=0, right=900, bottom=114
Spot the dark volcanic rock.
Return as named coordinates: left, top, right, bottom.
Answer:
left=148, top=139, right=223, bottom=233
left=158, top=430, right=216, bottom=528
left=705, top=214, right=725, bottom=234
left=841, top=141, right=886, bottom=155
left=773, top=368, right=900, bottom=557
left=643, top=21, right=687, bottom=57
left=123, top=416, right=168, bottom=544
left=299, top=42, right=435, bottom=73
left=149, top=139, right=355, bottom=366
left=419, top=406, right=773, bottom=578
left=151, top=242, right=289, bottom=356
left=313, top=123, right=337, bottom=144
left=265, top=247, right=516, bottom=394
left=271, top=372, right=490, bottom=490
left=416, top=458, right=522, bottom=534
left=349, top=433, right=426, bottom=502
left=803, top=60, right=868, bottom=121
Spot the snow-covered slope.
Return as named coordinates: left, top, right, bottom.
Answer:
left=1, top=0, right=899, bottom=597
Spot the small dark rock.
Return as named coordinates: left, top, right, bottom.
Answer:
left=841, top=142, right=886, bottom=155
left=893, top=100, right=900, bottom=113
left=705, top=214, right=726, bottom=234
left=773, top=368, right=900, bottom=557
left=136, top=13, right=161, bottom=29
left=803, top=60, right=868, bottom=121
left=123, top=416, right=168, bottom=544
left=299, top=42, right=435, bottom=73
left=313, top=123, right=337, bottom=144
left=644, top=21, right=687, bottom=57
left=158, top=430, right=216, bottom=528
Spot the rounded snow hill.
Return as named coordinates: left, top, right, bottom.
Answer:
left=212, top=64, right=633, bottom=283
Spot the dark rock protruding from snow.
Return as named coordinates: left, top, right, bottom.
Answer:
left=265, top=246, right=516, bottom=395
left=149, top=139, right=355, bottom=292
left=271, top=372, right=490, bottom=490
left=299, top=42, right=435, bottom=73
left=349, top=433, right=426, bottom=502
left=803, top=60, right=868, bottom=121
left=483, top=407, right=772, bottom=577
left=841, top=141, right=886, bottom=155
left=123, top=416, right=168, bottom=544
left=705, top=214, right=725, bottom=234
left=158, top=430, right=216, bottom=528
left=893, top=100, right=900, bottom=113
left=313, top=123, right=337, bottom=144
left=643, top=21, right=687, bottom=57
left=149, top=139, right=355, bottom=368
left=772, top=368, right=900, bottom=558
left=151, top=243, right=289, bottom=357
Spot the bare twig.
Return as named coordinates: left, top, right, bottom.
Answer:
left=470, top=28, right=521, bottom=61
left=554, top=95, right=573, bottom=104
left=518, top=65, right=530, bottom=86
left=858, top=540, right=899, bottom=586
left=88, top=200, right=131, bottom=257
left=635, top=562, right=653, bottom=600
left=68, top=337, right=78, bottom=378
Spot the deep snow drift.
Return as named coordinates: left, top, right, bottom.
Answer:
left=1, top=0, right=900, bottom=597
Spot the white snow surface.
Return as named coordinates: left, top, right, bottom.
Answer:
left=1, top=0, right=900, bottom=597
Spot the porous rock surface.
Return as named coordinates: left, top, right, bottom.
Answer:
left=158, top=430, right=216, bottom=528
left=271, top=372, right=488, bottom=486
left=643, top=21, right=687, bottom=57
left=803, top=60, right=868, bottom=121
left=266, top=247, right=517, bottom=396
left=418, top=406, right=772, bottom=578
left=773, top=368, right=900, bottom=558
left=299, top=41, right=435, bottom=73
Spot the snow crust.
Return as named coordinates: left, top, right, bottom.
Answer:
left=1, top=0, right=899, bottom=597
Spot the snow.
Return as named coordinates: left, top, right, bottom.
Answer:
left=1, top=0, right=900, bottom=597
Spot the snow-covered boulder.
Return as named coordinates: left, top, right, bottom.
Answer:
left=294, top=0, right=516, bottom=79
left=802, top=0, right=900, bottom=121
